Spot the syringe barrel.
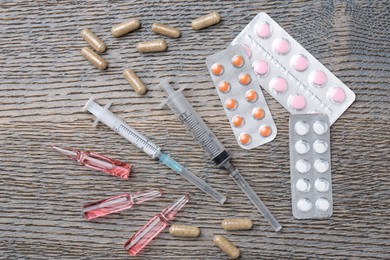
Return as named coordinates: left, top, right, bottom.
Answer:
left=161, top=80, right=229, bottom=166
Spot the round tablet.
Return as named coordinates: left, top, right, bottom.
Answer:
left=232, top=55, right=244, bottom=67
left=297, top=198, right=312, bottom=212
left=315, top=198, right=330, bottom=211
left=328, top=87, right=346, bottom=103
left=244, top=44, right=252, bottom=58
left=295, top=140, right=310, bottom=154
left=269, top=77, right=287, bottom=94
left=294, top=121, right=309, bottom=135
left=245, top=90, right=258, bottom=103
left=239, top=73, right=251, bottom=85
left=239, top=133, right=251, bottom=145
left=252, top=107, right=265, bottom=120
left=309, top=70, right=327, bottom=87
left=225, top=98, right=238, bottom=110
left=314, top=159, right=329, bottom=173
left=255, top=21, right=271, bottom=39
left=315, top=179, right=329, bottom=192
left=296, top=179, right=310, bottom=193
left=272, top=38, right=290, bottom=55
left=289, top=95, right=306, bottom=111
left=259, top=125, right=272, bottom=137
left=232, top=116, right=244, bottom=128
left=313, top=120, right=328, bottom=135
left=218, top=81, right=230, bottom=93
left=211, top=63, right=224, bottom=76
left=291, top=54, right=309, bottom=72
left=313, top=140, right=328, bottom=154
left=295, top=159, right=311, bottom=173
left=253, top=60, right=269, bottom=76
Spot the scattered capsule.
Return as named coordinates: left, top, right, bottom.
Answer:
left=136, top=39, right=167, bottom=53
left=80, top=28, right=106, bottom=53
left=123, top=68, right=147, bottom=95
left=222, top=218, right=253, bottom=231
left=81, top=47, right=108, bottom=70
left=152, top=23, right=181, bottom=38
left=169, top=225, right=200, bottom=237
left=192, top=12, right=221, bottom=30
left=213, top=235, right=240, bottom=260
left=111, top=18, right=140, bottom=37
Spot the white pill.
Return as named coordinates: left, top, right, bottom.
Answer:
left=313, top=120, right=328, bottom=135
left=295, top=140, right=310, bottom=154
left=313, top=140, right=328, bottom=154
left=315, top=179, right=329, bottom=192
left=296, top=179, right=310, bottom=192
left=314, top=159, right=329, bottom=173
left=294, top=121, right=309, bottom=135
left=295, top=159, right=311, bottom=173
left=297, top=198, right=312, bottom=212
left=315, top=198, right=330, bottom=211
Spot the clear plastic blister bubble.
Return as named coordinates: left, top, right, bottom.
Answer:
left=206, top=44, right=277, bottom=149
left=231, top=12, right=356, bottom=125
left=289, top=114, right=333, bottom=219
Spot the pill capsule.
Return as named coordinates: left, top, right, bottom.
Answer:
left=80, top=28, right=106, bottom=53
left=191, top=12, right=221, bottom=30
left=221, top=218, right=253, bottom=231
left=152, top=23, right=181, bottom=38
left=259, top=125, right=272, bottom=137
left=239, top=73, right=251, bottom=85
left=136, top=39, right=167, bottom=53
left=81, top=47, right=108, bottom=70
left=123, top=68, right=147, bottom=95
left=111, top=18, right=140, bottom=37
left=211, top=63, right=224, bottom=76
left=169, top=225, right=200, bottom=237
left=213, top=235, right=240, bottom=260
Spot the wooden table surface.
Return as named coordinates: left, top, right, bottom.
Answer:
left=1, top=0, right=389, bottom=259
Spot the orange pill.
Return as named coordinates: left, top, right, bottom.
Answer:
left=225, top=98, right=237, bottom=110
left=245, top=90, right=258, bottom=102
left=252, top=108, right=265, bottom=120
left=218, top=81, right=230, bottom=93
left=260, top=125, right=272, bottom=137
left=239, top=73, right=251, bottom=85
left=232, top=116, right=244, bottom=128
left=211, top=63, right=224, bottom=76
left=232, top=55, right=244, bottom=67
left=239, top=133, right=251, bottom=145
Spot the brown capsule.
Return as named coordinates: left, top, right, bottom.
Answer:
left=152, top=23, right=181, bottom=38
left=111, top=18, right=140, bottom=37
left=136, top=39, right=167, bottom=53
left=213, top=235, right=240, bottom=260
left=191, top=12, right=221, bottom=30
left=80, top=28, right=106, bottom=53
left=169, top=225, right=200, bottom=237
left=81, top=47, right=107, bottom=70
left=123, top=68, right=146, bottom=95
left=222, top=218, right=253, bottom=231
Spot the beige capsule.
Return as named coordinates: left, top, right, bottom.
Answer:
left=213, top=235, right=240, bottom=260
left=81, top=47, right=107, bottom=70
left=136, top=39, right=167, bottom=53
left=222, top=218, right=253, bottom=231
left=169, top=225, right=200, bottom=237
left=111, top=18, right=140, bottom=37
left=123, top=68, right=146, bottom=95
left=152, top=23, right=181, bottom=38
left=191, top=12, right=221, bottom=30
left=80, top=28, right=106, bottom=53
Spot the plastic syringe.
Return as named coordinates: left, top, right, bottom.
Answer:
left=83, top=97, right=226, bottom=204
left=159, top=79, right=282, bottom=232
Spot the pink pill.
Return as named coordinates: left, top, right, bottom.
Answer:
left=328, top=87, right=346, bottom=103
left=253, top=60, right=269, bottom=76
left=309, top=70, right=327, bottom=87
left=272, top=38, right=290, bottom=55
left=269, top=77, right=287, bottom=94
left=290, top=95, right=306, bottom=110
left=291, top=54, right=309, bottom=72
left=255, top=22, right=271, bottom=39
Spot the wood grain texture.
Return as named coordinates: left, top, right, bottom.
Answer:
left=1, top=0, right=389, bottom=259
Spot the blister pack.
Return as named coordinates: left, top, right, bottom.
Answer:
left=206, top=44, right=277, bottom=149
left=231, top=12, right=355, bottom=125
left=289, top=114, right=332, bottom=219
